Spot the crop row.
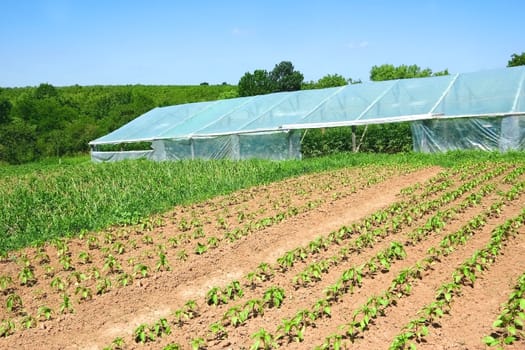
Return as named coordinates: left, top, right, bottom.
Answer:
left=310, top=188, right=523, bottom=349
left=390, top=209, right=525, bottom=349
left=483, top=271, right=525, bottom=347
left=94, top=163, right=521, bottom=348
left=0, top=164, right=424, bottom=336
left=301, top=181, right=524, bottom=348
left=0, top=161, right=519, bottom=348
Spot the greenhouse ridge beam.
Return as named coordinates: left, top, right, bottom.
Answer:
left=280, top=112, right=525, bottom=131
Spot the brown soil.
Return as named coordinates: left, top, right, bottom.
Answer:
left=1, top=162, right=525, bottom=350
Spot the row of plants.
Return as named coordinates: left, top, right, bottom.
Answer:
left=314, top=185, right=524, bottom=349
left=286, top=163, right=509, bottom=292
left=94, top=165, right=472, bottom=348
left=390, top=208, right=525, bottom=350
left=2, top=152, right=430, bottom=252
left=0, top=161, right=505, bottom=338
left=0, top=164, right=408, bottom=324
left=93, top=162, right=521, bottom=348
left=1, top=160, right=518, bottom=347
left=226, top=174, right=522, bottom=348
left=483, top=272, right=525, bottom=347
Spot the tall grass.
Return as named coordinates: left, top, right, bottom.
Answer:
left=1, top=151, right=524, bottom=252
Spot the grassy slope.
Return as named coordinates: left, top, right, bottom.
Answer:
left=1, top=151, right=524, bottom=252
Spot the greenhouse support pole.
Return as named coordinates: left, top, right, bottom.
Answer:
left=190, top=138, right=195, bottom=160
left=231, top=134, right=240, bottom=160
left=351, top=126, right=357, bottom=152
left=288, top=131, right=293, bottom=159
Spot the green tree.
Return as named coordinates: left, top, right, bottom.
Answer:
left=0, top=99, right=12, bottom=124
left=507, top=52, right=525, bottom=67
left=238, top=61, right=304, bottom=96
left=0, top=118, right=38, bottom=164
left=238, top=69, right=275, bottom=97
left=217, top=88, right=239, bottom=100
left=269, top=61, right=304, bottom=92
left=316, top=74, right=348, bottom=88
left=34, top=83, right=58, bottom=100
left=370, top=64, right=448, bottom=81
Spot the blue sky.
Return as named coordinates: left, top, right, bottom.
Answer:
left=1, top=0, right=523, bottom=87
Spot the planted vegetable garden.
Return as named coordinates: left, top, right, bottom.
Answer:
left=1, top=155, right=525, bottom=349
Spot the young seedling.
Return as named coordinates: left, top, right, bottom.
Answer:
left=250, top=328, right=277, bottom=350
left=20, top=314, right=37, bottom=329
left=155, top=251, right=170, bottom=272
left=190, top=337, right=207, bottom=350
left=96, top=278, right=112, bottom=295
left=184, top=300, right=199, bottom=318
left=276, top=317, right=304, bottom=343
left=103, top=254, right=122, bottom=274
left=59, top=293, right=74, bottom=314
left=142, top=235, right=154, bottom=245
left=35, top=251, right=50, bottom=265
left=173, top=309, right=189, bottom=327
left=50, top=276, right=67, bottom=292
left=87, top=235, right=100, bottom=250
left=134, top=323, right=154, bottom=343
left=37, top=305, right=53, bottom=321
left=67, top=271, right=87, bottom=284
left=112, top=241, right=126, bottom=255
left=103, top=337, right=125, bottom=350
left=207, top=236, right=219, bottom=248
left=18, top=266, right=36, bottom=286
left=312, top=298, right=331, bottom=318
left=208, top=321, right=228, bottom=341
left=75, top=286, right=93, bottom=301
left=5, top=293, right=23, bottom=314
left=206, top=287, right=222, bottom=306
left=59, top=254, right=74, bottom=271
left=0, top=320, right=15, bottom=338
left=152, top=318, right=171, bottom=337
left=134, top=263, right=149, bottom=278
left=244, top=298, right=265, bottom=318
left=223, top=306, right=249, bottom=327
left=177, top=250, right=188, bottom=261
left=194, top=242, right=208, bottom=255
left=223, top=280, right=244, bottom=302
left=0, top=275, right=14, bottom=295
left=263, top=286, right=285, bottom=308
left=117, top=273, right=133, bottom=287
left=319, top=333, right=345, bottom=350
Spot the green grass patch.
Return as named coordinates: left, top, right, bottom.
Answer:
left=1, top=151, right=524, bottom=252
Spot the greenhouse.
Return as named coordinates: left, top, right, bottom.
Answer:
left=89, top=66, right=525, bottom=162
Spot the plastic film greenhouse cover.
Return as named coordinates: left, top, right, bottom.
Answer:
left=90, top=66, right=525, bottom=161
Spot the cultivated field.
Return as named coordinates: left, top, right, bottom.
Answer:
left=1, top=158, right=525, bottom=349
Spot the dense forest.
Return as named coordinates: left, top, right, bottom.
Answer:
left=1, top=53, right=522, bottom=165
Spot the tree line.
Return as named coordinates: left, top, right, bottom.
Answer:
left=1, top=53, right=523, bottom=164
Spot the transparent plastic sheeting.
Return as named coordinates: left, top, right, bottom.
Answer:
left=91, top=131, right=301, bottom=163
left=412, top=116, right=525, bottom=153
left=90, top=66, right=525, bottom=161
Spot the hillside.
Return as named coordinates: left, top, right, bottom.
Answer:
left=0, top=84, right=237, bottom=164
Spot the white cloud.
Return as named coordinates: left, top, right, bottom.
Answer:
left=346, top=41, right=370, bottom=49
